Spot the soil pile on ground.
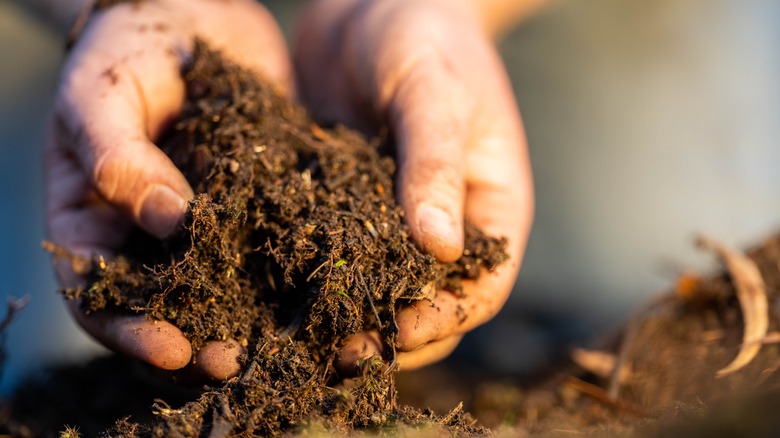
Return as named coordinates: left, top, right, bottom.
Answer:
left=43, top=41, right=506, bottom=437
left=399, top=234, right=780, bottom=437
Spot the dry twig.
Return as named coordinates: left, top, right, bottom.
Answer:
left=696, top=235, right=769, bottom=377
left=562, top=376, right=651, bottom=417
left=571, top=348, right=632, bottom=383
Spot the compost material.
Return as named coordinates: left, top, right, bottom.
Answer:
left=20, top=232, right=780, bottom=436
left=45, top=41, right=506, bottom=437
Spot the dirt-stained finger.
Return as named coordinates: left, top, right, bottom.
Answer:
left=335, top=331, right=383, bottom=377
left=58, top=7, right=194, bottom=239
left=395, top=266, right=515, bottom=352
left=390, top=54, right=469, bottom=263
left=192, top=340, right=245, bottom=381
left=68, top=302, right=192, bottom=371
left=336, top=331, right=463, bottom=376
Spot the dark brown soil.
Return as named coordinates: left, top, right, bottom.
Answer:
left=13, top=232, right=780, bottom=437
left=45, top=41, right=506, bottom=436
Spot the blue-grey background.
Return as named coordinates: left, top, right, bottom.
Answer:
left=1, top=0, right=780, bottom=392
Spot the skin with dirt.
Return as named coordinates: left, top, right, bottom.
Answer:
left=44, top=41, right=506, bottom=436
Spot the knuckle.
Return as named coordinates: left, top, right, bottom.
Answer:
left=476, top=286, right=512, bottom=324
left=401, top=158, right=464, bottom=202
left=394, top=52, right=467, bottom=109
left=91, top=147, right=126, bottom=203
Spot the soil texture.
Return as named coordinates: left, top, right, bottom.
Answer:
left=45, top=41, right=506, bottom=437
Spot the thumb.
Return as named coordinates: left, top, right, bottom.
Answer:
left=55, top=46, right=193, bottom=239
left=389, top=56, right=470, bottom=262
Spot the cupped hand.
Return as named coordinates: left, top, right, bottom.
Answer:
left=45, top=0, right=292, bottom=380
left=294, top=0, right=534, bottom=373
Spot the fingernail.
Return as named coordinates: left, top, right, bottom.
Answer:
left=417, top=203, right=459, bottom=249
left=139, top=185, right=187, bottom=238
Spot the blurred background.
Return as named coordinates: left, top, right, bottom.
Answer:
left=1, top=0, right=780, bottom=392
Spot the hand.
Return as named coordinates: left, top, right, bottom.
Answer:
left=294, top=0, right=534, bottom=372
left=45, top=0, right=292, bottom=380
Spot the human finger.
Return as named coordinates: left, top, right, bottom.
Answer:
left=335, top=331, right=384, bottom=377
left=389, top=52, right=471, bottom=263
left=396, top=93, right=532, bottom=352
left=188, top=0, right=294, bottom=93
left=45, top=123, right=195, bottom=371
left=58, top=1, right=294, bottom=240
left=58, top=9, right=194, bottom=239
left=68, top=301, right=192, bottom=370
left=191, top=340, right=245, bottom=381
left=293, top=0, right=364, bottom=127
left=335, top=331, right=463, bottom=376
left=395, top=179, right=532, bottom=352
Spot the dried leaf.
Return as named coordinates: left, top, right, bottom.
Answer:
left=696, top=235, right=769, bottom=377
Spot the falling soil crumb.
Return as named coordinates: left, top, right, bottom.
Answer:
left=42, top=41, right=506, bottom=437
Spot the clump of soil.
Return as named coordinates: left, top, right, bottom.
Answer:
left=48, top=41, right=506, bottom=436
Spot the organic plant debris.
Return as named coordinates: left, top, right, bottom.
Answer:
left=45, top=41, right=507, bottom=436
left=23, top=230, right=780, bottom=437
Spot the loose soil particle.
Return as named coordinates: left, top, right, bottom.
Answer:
left=47, top=41, right=506, bottom=437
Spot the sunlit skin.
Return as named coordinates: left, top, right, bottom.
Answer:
left=44, top=0, right=534, bottom=380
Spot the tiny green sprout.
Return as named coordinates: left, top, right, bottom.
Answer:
left=337, top=290, right=349, bottom=299
left=334, top=259, right=347, bottom=268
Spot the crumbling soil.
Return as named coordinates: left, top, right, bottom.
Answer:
left=43, top=41, right=506, bottom=437
left=13, top=232, right=780, bottom=437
